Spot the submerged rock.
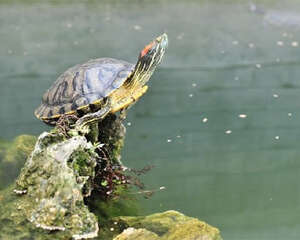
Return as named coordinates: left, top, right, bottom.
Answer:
left=113, top=210, right=222, bottom=240
left=0, top=135, right=36, bottom=189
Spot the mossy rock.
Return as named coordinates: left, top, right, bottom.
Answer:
left=161, top=218, right=222, bottom=240
left=13, top=132, right=99, bottom=239
left=0, top=185, right=72, bottom=240
left=114, top=228, right=159, bottom=240
left=113, top=210, right=222, bottom=240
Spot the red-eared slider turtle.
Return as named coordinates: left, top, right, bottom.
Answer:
left=35, top=33, right=168, bottom=127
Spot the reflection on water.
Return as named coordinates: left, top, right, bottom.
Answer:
left=1, top=0, right=300, bottom=239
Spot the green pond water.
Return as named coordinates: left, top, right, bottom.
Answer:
left=1, top=0, right=300, bottom=239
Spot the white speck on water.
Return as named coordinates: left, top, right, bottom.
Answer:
left=192, top=83, right=197, bottom=87
left=127, top=122, right=131, bottom=126
left=248, top=43, right=255, bottom=48
left=276, top=58, right=281, bottom=62
left=270, top=198, right=273, bottom=201
left=234, top=76, right=239, bottom=81
left=225, top=130, right=232, bottom=134
left=275, top=136, right=280, bottom=140
left=7, top=49, right=12, bottom=54
left=189, top=94, right=194, bottom=98
left=23, top=51, right=28, bottom=56
left=291, top=41, right=299, bottom=47
left=159, top=186, right=166, bottom=190
left=176, top=33, right=184, bottom=40
left=232, top=40, right=239, bottom=45
left=220, top=50, right=225, bottom=54
left=282, top=32, right=288, bottom=37
left=66, top=23, right=72, bottom=28
left=255, top=63, right=261, bottom=68
left=167, top=139, right=172, bottom=143
left=273, top=94, right=279, bottom=98
left=133, top=25, right=142, bottom=30
left=73, top=41, right=79, bottom=45
left=288, top=113, right=292, bottom=117
left=277, top=41, right=284, bottom=46
left=239, top=114, right=247, bottom=118
left=176, top=135, right=181, bottom=138
left=202, top=118, right=208, bottom=123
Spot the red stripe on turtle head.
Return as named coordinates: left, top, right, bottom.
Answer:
left=140, top=41, right=155, bottom=58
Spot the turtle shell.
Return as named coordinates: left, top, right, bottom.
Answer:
left=35, top=58, right=134, bottom=122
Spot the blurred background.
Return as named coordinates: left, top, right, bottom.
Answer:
left=1, top=0, right=300, bottom=239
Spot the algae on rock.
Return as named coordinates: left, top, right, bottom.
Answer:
left=113, top=210, right=222, bottom=240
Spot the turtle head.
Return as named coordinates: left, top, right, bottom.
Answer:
left=138, top=33, right=168, bottom=69
left=129, top=33, right=168, bottom=87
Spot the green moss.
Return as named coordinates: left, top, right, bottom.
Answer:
left=113, top=211, right=222, bottom=240
left=161, top=219, right=222, bottom=240
left=71, top=150, right=94, bottom=175
left=115, top=210, right=191, bottom=235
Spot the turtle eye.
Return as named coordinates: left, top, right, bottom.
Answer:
left=140, top=42, right=155, bottom=58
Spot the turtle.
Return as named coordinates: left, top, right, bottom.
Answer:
left=34, top=33, right=168, bottom=128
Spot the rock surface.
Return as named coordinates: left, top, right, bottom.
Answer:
left=114, top=227, right=159, bottom=240
left=113, top=210, right=222, bottom=240
left=14, top=132, right=99, bottom=239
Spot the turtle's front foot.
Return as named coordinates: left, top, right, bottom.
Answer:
left=73, top=105, right=111, bottom=134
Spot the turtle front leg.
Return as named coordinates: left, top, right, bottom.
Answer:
left=74, top=100, right=112, bottom=134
